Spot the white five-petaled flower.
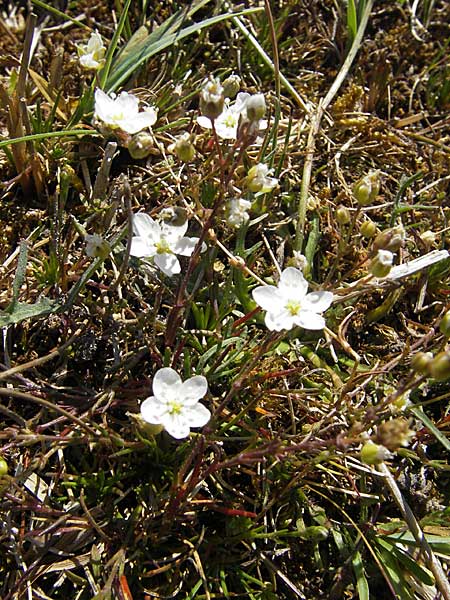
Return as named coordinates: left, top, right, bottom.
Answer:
left=130, top=212, right=200, bottom=277
left=94, top=88, right=158, bottom=135
left=140, top=367, right=210, bottom=439
left=197, top=93, right=267, bottom=140
left=252, top=267, right=333, bottom=331
left=77, top=31, right=106, bottom=70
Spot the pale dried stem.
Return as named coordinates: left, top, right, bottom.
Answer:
left=294, top=0, right=374, bottom=250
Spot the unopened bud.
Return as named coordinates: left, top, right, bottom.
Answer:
left=168, top=132, right=196, bottom=162
left=199, top=78, right=224, bottom=120
left=361, top=441, right=393, bottom=465
left=376, top=418, right=414, bottom=451
left=439, top=311, right=450, bottom=338
left=0, top=456, right=8, bottom=477
left=336, top=205, right=351, bottom=225
left=360, top=220, right=377, bottom=238
left=420, top=230, right=437, bottom=247
left=222, top=74, right=241, bottom=99
left=85, top=234, right=111, bottom=260
left=245, top=93, right=266, bottom=122
left=128, top=132, right=154, bottom=159
left=369, top=249, right=393, bottom=278
left=411, top=351, right=433, bottom=375
left=373, top=226, right=405, bottom=253
left=429, top=352, right=450, bottom=381
left=353, top=170, right=381, bottom=206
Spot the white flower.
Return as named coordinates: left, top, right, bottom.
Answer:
left=77, top=31, right=106, bottom=70
left=252, top=267, right=333, bottom=331
left=246, top=163, right=278, bottom=194
left=226, top=198, right=252, bottom=228
left=197, top=93, right=267, bottom=140
left=94, top=88, right=157, bottom=135
left=130, top=212, right=200, bottom=277
left=140, top=367, right=210, bottom=439
left=85, top=233, right=110, bottom=259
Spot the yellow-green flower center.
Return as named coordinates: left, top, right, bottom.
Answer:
left=168, top=400, right=183, bottom=415
left=223, top=114, right=237, bottom=128
left=155, top=238, right=171, bottom=254
left=286, top=299, right=301, bottom=316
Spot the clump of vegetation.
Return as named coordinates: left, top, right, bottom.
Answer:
left=1, top=1, right=450, bottom=598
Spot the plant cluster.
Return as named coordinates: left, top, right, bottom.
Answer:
left=0, top=1, right=450, bottom=599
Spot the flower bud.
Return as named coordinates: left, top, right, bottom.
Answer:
left=246, top=163, right=278, bottom=194
left=369, top=249, right=393, bottom=278
left=420, top=230, right=437, bottom=247
left=85, top=234, right=111, bottom=260
left=411, top=351, right=433, bottom=375
left=0, top=456, right=8, bottom=477
left=222, top=74, right=241, bottom=99
left=360, top=220, right=377, bottom=238
left=168, top=132, right=196, bottom=162
left=360, top=441, right=393, bottom=465
left=128, top=132, right=154, bottom=159
left=376, top=418, right=414, bottom=451
left=353, top=170, right=380, bottom=206
left=245, top=93, right=266, bottom=122
left=439, top=311, right=450, bottom=338
left=199, top=78, right=224, bottom=120
left=429, top=352, right=450, bottom=381
left=373, top=225, right=405, bottom=253
left=336, top=205, right=351, bottom=225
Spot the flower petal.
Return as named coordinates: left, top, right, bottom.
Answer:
left=252, top=285, right=283, bottom=311
left=161, top=413, right=190, bottom=439
left=303, top=291, right=334, bottom=313
left=278, top=267, right=308, bottom=300
left=132, top=213, right=160, bottom=240
left=140, top=396, right=167, bottom=424
left=197, top=116, right=213, bottom=130
left=94, top=88, right=115, bottom=122
left=154, top=253, right=180, bottom=276
left=185, top=402, right=211, bottom=427
left=265, top=309, right=295, bottom=331
left=294, top=310, right=326, bottom=330
left=120, top=108, right=158, bottom=133
left=153, top=367, right=181, bottom=400
left=130, top=236, right=155, bottom=258
left=161, top=221, right=188, bottom=242
left=114, top=91, right=139, bottom=115
left=181, top=376, right=208, bottom=405
left=173, top=236, right=198, bottom=256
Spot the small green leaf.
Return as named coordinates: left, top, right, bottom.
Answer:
left=0, top=297, right=61, bottom=327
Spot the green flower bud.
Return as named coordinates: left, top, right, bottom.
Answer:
left=369, top=249, right=393, bottom=278
left=85, top=234, right=111, bottom=260
left=0, top=457, right=8, bottom=477
left=360, top=441, right=392, bottom=465
left=199, top=78, right=224, bottom=120
left=168, top=132, right=196, bottom=162
left=360, top=220, right=377, bottom=238
left=128, top=132, right=154, bottom=159
left=222, top=74, right=241, bottom=99
left=336, top=205, right=351, bottom=225
left=353, top=170, right=380, bottom=206
left=245, top=93, right=266, bottom=122
left=373, top=225, right=405, bottom=253
left=376, top=418, right=414, bottom=450
left=439, top=311, right=450, bottom=338
left=429, top=352, right=450, bottom=381
left=411, top=351, right=433, bottom=375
